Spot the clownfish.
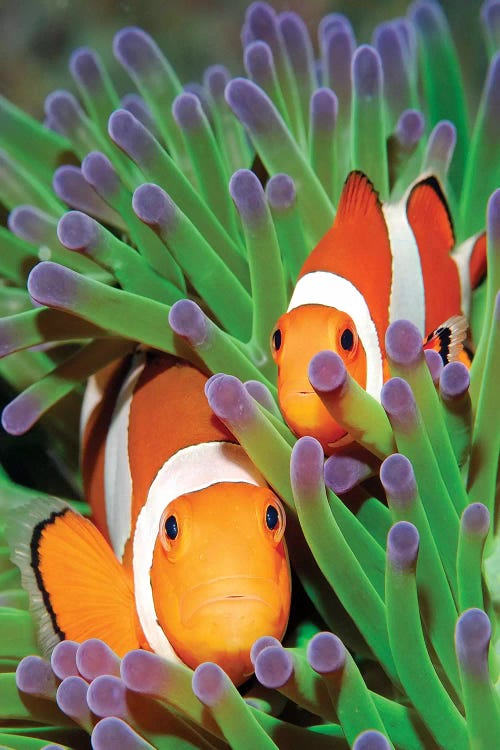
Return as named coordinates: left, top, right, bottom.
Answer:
left=271, top=171, right=486, bottom=453
left=8, top=353, right=291, bottom=685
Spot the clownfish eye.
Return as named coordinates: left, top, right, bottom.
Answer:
left=263, top=500, right=286, bottom=544
left=340, top=328, right=355, bottom=351
left=266, top=505, right=279, bottom=530
left=271, top=328, right=282, bottom=352
left=165, top=515, right=178, bottom=540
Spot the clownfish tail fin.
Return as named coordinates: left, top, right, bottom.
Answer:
left=6, top=497, right=141, bottom=658
left=6, top=497, right=72, bottom=656
left=423, top=314, right=469, bottom=366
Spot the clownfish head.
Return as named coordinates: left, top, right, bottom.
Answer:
left=271, top=304, right=367, bottom=454
left=149, top=482, right=290, bottom=685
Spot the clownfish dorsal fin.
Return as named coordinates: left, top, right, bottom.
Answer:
left=406, top=175, right=455, bottom=254
left=423, top=314, right=469, bottom=365
left=334, top=171, right=383, bottom=228
left=6, top=497, right=143, bottom=658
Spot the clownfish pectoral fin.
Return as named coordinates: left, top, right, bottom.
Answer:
left=7, top=497, right=142, bottom=658
left=423, top=314, right=469, bottom=365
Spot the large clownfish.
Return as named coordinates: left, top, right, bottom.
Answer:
left=8, top=353, right=291, bottom=685
left=271, top=171, right=486, bottom=454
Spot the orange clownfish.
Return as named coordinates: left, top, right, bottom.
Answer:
left=271, top=171, right=486, bottom=454
left=8, top=353, right=291, bottom=685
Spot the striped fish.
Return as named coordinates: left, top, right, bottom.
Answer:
left=9, top=353, right=291, bottom=685
left=271, top=171, right=486, bottom=453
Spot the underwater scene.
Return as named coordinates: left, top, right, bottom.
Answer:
left=0, top=1, right=499, bottom=748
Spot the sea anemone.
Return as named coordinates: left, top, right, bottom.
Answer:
left=0, top=1, right=499, bottom=748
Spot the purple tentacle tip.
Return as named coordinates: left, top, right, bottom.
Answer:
left=132, top=183, right=176, bottom=231
left=440, top=361, right=470, bottom=400
left=279, top=12, right=312, bottom=70
left=410, top=1, right=445, bottom=34
left=310, top=88, right=338, bottom=132
left=244, top=41, right=275, bottom=83
left=76, top=638, right=120, bottom=681
left=455, top=608, right=491, bottom=677
left=482, top=1, right=500, bottom=24
left=385, top=320, right=423, bottom=366
left=387, top=521, right=419, bottom=572
left=308, top=350, right=346, bottom=393
left=352, top=45, right=383, bottom=98
left=57, top=211, right=99, bottom=252
left=250, top=636, right=281, bottom=666
left=87, top=674, right=126, bottom=718
left=487, top=188, right=500, bottom=244
left=1, top=392, right=41, bottom=436
left=44, top=90, right=84, bottom=133
left=203, top=65, right=230, bottom=100
left=229, top=169, right=267, bottom=224
left=172, top=92, right=204, bottom=131
left=225, top=78, right=278, bottom=135
left=265, top=173, right=296, bottom=211
left=8, top=205, right=52, bottom=244
left=381, top=377, right=417, bottom=427
left=113, top=27, right=160, bottom=74
left=121, top=93, right=156, bottom=133
left=461, top=503, right=490, bottom=537
left=353, top=730, right=391, bottom=750
left=324, top=452, right=371, bottom=495
left=52, top=165, right=92, bottom=210
left=396, top=109, right=425, bottom=150
left=16, top=655, right=58, bottom=698
left=192, top=662, right=229, bottom=707
left=121, top=650, right=168, bottom=696
left=55, top=676, right=89, bottom=719
left=168, top=299, right=208, bottom=347
left=205, top=374, right=254, bottom=424
left=108, top=109, right=154, bottom=163
left=246, top=2, right=280, bottom=46
left=244, top=380, right=276, bottom=412
left=51, top=640, right=80, bottom=680
left=290, top=436, right=324, bottom=495
left=81, top=152, right=120, bottom=198
left=319, top=13, right=351, bottom=45
left=92, top=717, right=152, bottom=750
left=380, top=453, right=417, bottom=507
left=255, top=645, right=293, bottom=688
left=27, top=261, right=80, bottom=308
left=426, top=120, right=456, bottom=163
left=69, top=47, right=102, bottom=89
left=307, top=632, right=345, bottom=675
left=424, top=349, right=443, bottom=385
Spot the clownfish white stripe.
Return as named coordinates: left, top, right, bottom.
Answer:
left=133, top=440, right=268, bottom=659
left=287, top=271, right=384, bottom=402
left=79, top=374, right=105, bottom=451
left=104, top=352, right=146, bottom=560
left=451, top=235, right=476, bottom=319
left=382, top=201, right=426, bottom=334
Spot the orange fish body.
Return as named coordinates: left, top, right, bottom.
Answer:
left=271, top=172, right=486, bottom=453
left=9, top=353, right=291, bottom=685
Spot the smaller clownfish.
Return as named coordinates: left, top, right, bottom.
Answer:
left=8, top=353, right=291, bottom=685
left=271, top=171, right=486, bottom=454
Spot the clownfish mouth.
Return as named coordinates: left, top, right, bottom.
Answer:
left=180, top=576, right=281, bottom=627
